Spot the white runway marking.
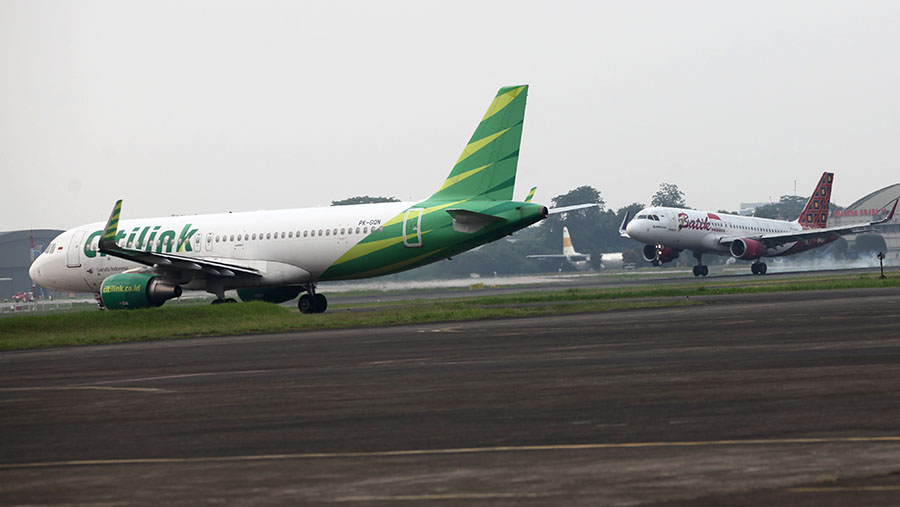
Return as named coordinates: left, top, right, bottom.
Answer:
left=2, top=436, right=899, bottom=470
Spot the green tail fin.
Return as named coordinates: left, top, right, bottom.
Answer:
left=429, top=85, right=528, bottom=202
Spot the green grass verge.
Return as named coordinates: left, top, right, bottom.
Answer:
left=457, top=273, right=900, bottom=305
left=0, top=299, right=694, bottom=350
left=1, top=273, right=898, bottom=351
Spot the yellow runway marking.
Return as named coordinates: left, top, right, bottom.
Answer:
left=2, top=436, right=900, bottom=470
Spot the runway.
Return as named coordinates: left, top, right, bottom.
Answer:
left=2, top=287, right=900, bottom=505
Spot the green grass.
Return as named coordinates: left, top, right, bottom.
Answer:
left=457, top=273, right=900, bottom=305
left=0, top=299, right=694, bottom=350
left=1, top=273, right=898, bottom=351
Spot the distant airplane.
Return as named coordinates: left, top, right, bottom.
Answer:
left=527, top=226, right=623, bottom=270
left=528, top=226, right=591, bottom=269
left=620, top=172, right=897, bottom=276
left=29, top=85, right=596, bottom=312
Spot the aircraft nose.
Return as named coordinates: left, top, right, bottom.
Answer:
left=626, top=219, right=638, bottom=238
left=29, top=255, right=44, bottom=285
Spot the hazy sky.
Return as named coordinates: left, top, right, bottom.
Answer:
left=2, top=1, right=899, bottom=230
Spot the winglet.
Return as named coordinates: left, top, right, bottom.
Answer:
left=100, top=199, right=123, bottom=253
left=524, top=186, right=537, bottom=203
left=619, top=211, right=631, bottom=238
left=872, top=198, right=899, bottom=225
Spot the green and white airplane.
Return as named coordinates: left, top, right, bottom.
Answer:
left=30, top=85, right=593, bottom=312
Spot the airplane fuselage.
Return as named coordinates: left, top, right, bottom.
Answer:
left=32, top=199, right=547, bottom=295
left=625, top=207, right=829, bottom=258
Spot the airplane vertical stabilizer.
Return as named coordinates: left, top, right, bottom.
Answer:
left=562, top=226, right=577, bottom=256
left=429, top=85, right=528, bottom=202
left=796, top=172, right=833, bottom=229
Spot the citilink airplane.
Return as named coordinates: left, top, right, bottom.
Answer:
left=30, top=85, right=592, bottom=312
left=620, top=172, right=897, bottom=276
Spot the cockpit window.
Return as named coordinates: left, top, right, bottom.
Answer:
left=636, top=214, right=647, bottom=220
left=651, top=215, right=659, bottom=221
left=45, top=243, right=55, bottom=254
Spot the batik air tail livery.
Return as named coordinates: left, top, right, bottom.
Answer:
left=30, top=85, right=589, bottom=312
left=620, top=172, right=897, bottom=276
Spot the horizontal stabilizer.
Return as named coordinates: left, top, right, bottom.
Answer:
left=446, top=209, right=505, bottom=234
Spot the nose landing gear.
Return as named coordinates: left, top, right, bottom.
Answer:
left=691, top=252, right=709, bottom=277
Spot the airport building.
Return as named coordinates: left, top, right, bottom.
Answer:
left=831, top=183, right=900, bottom=260
left=0, top=230, right=63, bottom=300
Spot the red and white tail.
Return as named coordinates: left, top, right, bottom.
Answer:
left=796, top=172, right=833, bottom=229
left=562, top=227, right=576, bottom=256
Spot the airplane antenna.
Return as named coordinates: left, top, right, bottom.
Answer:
left=794, top=180, right=797, bottom=195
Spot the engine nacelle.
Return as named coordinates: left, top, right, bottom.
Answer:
left=730, top=238, right=767, bottom=260
left=642, top=244, right=680, bottom=265
left=237, top=286, right=302, bottom=304
left=100, top=273, right=182, bottom=310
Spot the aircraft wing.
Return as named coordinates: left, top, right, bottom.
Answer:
left=98, top=200, right=261, bottom=278
left=721, top=199, right=898, bottom=249
left=548, top=203, right=601, bottom=215
left=526, top=254, right=570, bottom=259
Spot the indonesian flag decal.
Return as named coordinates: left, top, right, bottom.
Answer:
left=707, top=213, right=721, bottom=220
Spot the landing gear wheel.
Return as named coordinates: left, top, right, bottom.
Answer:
left=211, top=299, right=224, bottom=305
left=224, top=298, right=237, bottom=303
left=298, top=294, right=315, bottom=314
left=751, top=262, right=767, bottom=275
left=700, top=265, right=709, bottom=277
left=314, top=294, right=327, bottom=313
left=692, top=266, right=700, bottom=277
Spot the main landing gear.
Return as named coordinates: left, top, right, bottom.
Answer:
left=208, top=280, right=237, bottom=304
left=298, top=284, right=328, bottom=314
left=750, top=261, right=767, bottom=275
left=691, top=252, right=709, bottom=277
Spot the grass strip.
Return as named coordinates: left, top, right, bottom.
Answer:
left=455, top=273, right=900, bottom=305
left=1, top=273, right=897, bottom=351
left=0, top=299, right=694, bottom=350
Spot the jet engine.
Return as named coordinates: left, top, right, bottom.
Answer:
left=237, top=286, right=302, bottom=304
left=642, top=244, right=680, bottom=266
left=99, top=273, right=182, bottom=309
left=730, top=238, right=766, bottom=260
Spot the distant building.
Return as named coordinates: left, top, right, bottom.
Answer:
left=830, top=183, right=900, bottom=260
left=0, top=230, right=63, bottom=300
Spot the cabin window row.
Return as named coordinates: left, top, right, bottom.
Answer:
left=86, top=224, right=383, bottom=251
left=211, top=225, right=378, bottom=243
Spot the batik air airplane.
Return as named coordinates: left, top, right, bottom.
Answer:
left=29, top=85, right=593, bottom=312
left=620, top=172, right=897, bottom=276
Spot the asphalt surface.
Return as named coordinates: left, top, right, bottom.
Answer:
left=2, top=286, right=900, bottom=505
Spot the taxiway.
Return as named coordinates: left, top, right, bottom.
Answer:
left=2, top=287, right=900, bottom=505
